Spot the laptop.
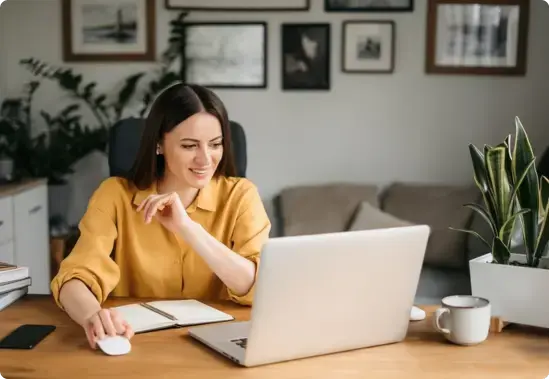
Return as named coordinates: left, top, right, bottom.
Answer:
left=188, top=225, right=430, bottom=367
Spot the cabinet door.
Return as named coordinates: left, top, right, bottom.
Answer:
left=14, top=184, right=50, bottom=294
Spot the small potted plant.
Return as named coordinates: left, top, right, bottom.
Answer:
left=451, top=117, right=548, bottom=328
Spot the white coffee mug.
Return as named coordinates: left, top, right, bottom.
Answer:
left=433, top=295, right=491, bottom=346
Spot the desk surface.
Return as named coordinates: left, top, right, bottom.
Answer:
left=0, top=296, right=547, bottom=379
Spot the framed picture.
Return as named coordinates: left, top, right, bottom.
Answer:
left=342, top=20, right=395, bottom=73
left=183, top=22, right=268, bottom=89
left=281, top=23, right=331, bottom=90
left=426, top=0, right=529, bottom=75
left=166, top=0, right=310, bottom=11
left=61, top=0, right=156, bottom=62
left=325, top=0, right=413, bottom=12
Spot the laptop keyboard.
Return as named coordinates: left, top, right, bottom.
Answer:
left=231, top=338, right=248, bottom=349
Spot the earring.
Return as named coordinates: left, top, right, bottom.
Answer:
left=156, top=145, right=161, bottom=155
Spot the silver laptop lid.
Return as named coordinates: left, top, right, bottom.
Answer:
left=244, top=225, right=430, bottom=366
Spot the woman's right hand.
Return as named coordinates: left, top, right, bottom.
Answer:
left=83, top=308, right=134, bottom=349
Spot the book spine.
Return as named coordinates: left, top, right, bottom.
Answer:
left=139, top=303, right=178, bottom=321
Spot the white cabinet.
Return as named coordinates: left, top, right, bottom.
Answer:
left=0, top=179, right=50, bottom=294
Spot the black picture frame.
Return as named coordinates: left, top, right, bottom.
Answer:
left=181, top=22, right=268, bottom=89
left=325, top=0, right=413, bottom=12
left=341, top=20, right=395, bottom=73
left=165, top=0, right=310, bottom=11
left=281, top=23, right=331, bottom=90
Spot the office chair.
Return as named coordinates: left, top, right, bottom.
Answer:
left=107, top=117, right=247, bottom=178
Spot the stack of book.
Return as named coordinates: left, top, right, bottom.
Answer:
left=0, top=262, right=31, bottom=311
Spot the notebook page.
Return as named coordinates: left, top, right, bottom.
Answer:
left=147, top=299, right=234, bottom=326
left=114, top=303, right=175, bottom=333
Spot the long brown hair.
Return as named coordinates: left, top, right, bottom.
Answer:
left=129, top=83, right=236, bottom=190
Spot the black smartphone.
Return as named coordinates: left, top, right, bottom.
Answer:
left=0, top=324, right=56, bottom=349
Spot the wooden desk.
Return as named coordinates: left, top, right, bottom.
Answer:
left=0, top=296, right=547, bottom=379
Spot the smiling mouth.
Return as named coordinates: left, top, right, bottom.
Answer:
left=190, top=168, right=209, bottom=175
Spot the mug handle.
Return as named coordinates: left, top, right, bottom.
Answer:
left=433, top=307, right=450, bottom=335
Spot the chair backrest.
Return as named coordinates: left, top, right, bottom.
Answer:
left=108, top=117, right=247, bottom=178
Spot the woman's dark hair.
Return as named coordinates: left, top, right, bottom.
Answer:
left=129, top=83, right=236, bottom=190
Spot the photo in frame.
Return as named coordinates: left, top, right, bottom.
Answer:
left=425, top=0, right=529, bottom=75
left=165, top=0, right=310, bottom=11
left=281, top=23, right=331, bottom=90
left=325, top=0, right=413, bottom=12
left=342, top=20, right=395, bottom=73
left=182, top=22, right=268, bottom=89
left=61, top=0, right=156, bottom=62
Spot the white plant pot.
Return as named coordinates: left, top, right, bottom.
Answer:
left=469, top=253, right=549, bottom=328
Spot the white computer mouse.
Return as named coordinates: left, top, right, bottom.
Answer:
left=410, top=306, right=426, bottom=321
left=96, top=335, right=131, bottom=356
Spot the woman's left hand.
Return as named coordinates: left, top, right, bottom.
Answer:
left=136, top=192, right=191, bottom=234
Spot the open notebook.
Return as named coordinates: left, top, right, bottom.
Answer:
left=113, top=300, right=234, bottom=333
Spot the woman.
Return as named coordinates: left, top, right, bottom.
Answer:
left=50, top=83, right=271, bottom=349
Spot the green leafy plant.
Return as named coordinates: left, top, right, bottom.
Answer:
left=451, top=117, right=549, bottom=268
left=19, top=11, right=189, bottom=123
left=0, top=11, right=190, bottom=185
left=38, top=104, right=109, bottom=184
left=0, top=82, right=49, bottom=180
left=19, top=59, right=144, bottom=131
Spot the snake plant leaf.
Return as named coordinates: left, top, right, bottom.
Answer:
left=469, top=144, right=498, bottom=223
left=540, top=176, right=548, bottom=215
left=469, top=144, right=489, bottom=193
left=502, top=135, right=514, bottom=190
left=512, top=117, right=540, bottom=261
left=534, top=205, right=548, bottom=267
left=449, top=227, right=491, bottom=250
left=507, top=157, right=537, bottom=217
left=463, top=202, right=497, bottom=236
left=499, top=208, right=531, bottom=247
left=486, top=146, right=512, bottom=230
left=492, top=237, right=511, bottom=264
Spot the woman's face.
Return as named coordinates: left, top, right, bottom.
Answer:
left=160, top=112, right=224, bottom=189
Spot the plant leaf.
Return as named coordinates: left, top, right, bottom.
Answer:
left=540, top=176, right=549, bottom=215
left=117, top=73, right=144, bottom=111
left=512, top=117, right=540, bottom=261
left=534, top=204, right=548, bottom=265
left=463, top=202, right=497, bottom=236
left=492, top=237, right=511, bottom=265
left=507, top=157, right=537, bottom=216
left=449, top=227, right=491, bottom=250
left=486, top=146, right=512, bottom=229
left=499, top=208, right=530, bottom=247
left=469, top=144, right=489, bottom=193
left=469, top=144, right=499, bottom=225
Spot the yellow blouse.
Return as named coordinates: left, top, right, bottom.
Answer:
left=50, top=175, right=271, bottom=308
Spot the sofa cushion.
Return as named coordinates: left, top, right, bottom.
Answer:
left=380, top=183, right=478, bottom=269
left=278, top=183, right=380, bottom=236
left=348, top=201, right=413, bottom=231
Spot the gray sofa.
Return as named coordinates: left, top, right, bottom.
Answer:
left=270, top=182, right=489, bottom=305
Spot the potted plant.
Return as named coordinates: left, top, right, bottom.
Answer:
left=451, top=117, right=548, bottom=328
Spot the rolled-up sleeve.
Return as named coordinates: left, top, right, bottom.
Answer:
left=228, top=184, right=271, bottom=306
left=50, top=179, right=121, bottom=309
